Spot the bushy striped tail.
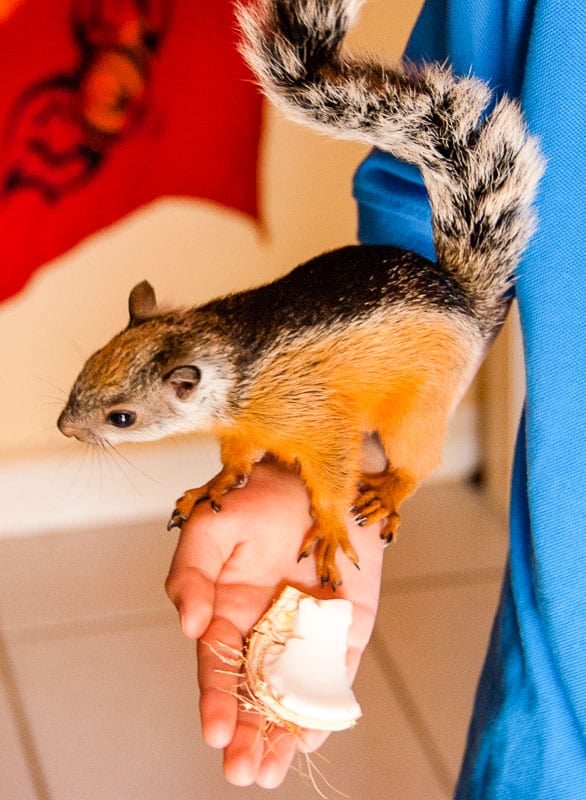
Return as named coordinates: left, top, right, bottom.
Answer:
left=237, top=0, right=544, bottom=331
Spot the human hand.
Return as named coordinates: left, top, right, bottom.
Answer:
left=165, top=459, right=385, bottom=789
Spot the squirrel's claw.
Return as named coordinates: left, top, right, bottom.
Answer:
left=379, top=510, right=401, bottom=545
left=298, top=522, right=359, bottom=590
left=166, top=513, right=185, bottom=532
left=167, top=487, right=202, bottom=533
left=353, top=475, right=404, bottom=544
left=351, top=487, right=391, bottom=526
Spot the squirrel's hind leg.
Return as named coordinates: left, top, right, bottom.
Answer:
left=352, top=469, right=417, bottom=543
left=353, top=395, right=454, bottom=542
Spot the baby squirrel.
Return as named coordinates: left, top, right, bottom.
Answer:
left=58, top=0, right=544, bottom=588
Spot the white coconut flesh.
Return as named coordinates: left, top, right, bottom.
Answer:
left=245, top=585, right=362, bottom=731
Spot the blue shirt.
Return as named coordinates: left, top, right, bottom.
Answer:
left=354, top=1, right=586, bottom=797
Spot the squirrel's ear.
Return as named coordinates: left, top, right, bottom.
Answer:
left=128, top=281, right=158, bottom=325
left=164, top=365, right=201, bottom=401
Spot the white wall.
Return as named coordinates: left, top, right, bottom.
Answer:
left=1, top=0, right=480, bottom=537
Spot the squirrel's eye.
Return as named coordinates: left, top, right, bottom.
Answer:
left=107, top=410, right=137, bottom=428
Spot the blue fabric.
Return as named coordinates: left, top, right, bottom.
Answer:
left=353, top=1, right=586, bottom=797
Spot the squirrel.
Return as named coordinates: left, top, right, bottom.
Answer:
left=58, top=0, right=544, bottom=588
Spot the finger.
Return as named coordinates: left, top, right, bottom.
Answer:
left=200, top=612, right=298, bottom=785
left=165, top=565, right=215, bottom=639
left=223, top=710, right=266, bottom=786
left=296, top=729, right=331, bottom=753
left=198, top=616, right=244, bottom=749
left=256, top=727, right=298, bottom=788
left=165, top=510, right=232, bottom=639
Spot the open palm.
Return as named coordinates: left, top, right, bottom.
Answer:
left=165, top=460, right=385, bottom=788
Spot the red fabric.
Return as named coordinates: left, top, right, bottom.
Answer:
left=0, top=0, right=263, bottom=302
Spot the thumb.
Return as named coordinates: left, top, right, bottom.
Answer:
left=165, top=517, right=229, bottom=638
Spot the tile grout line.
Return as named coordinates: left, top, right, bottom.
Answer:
left=3, top=605, right=175, bottom=645
left=0, top=630, right=53, bottom=800
left=382, top=565, right=505, bottom=596
left=369, top=629, right=455, bottom=798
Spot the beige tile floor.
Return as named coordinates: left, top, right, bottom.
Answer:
left=0, top=483, right=507, bottom=800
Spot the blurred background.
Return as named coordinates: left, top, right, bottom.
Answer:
left=0, top=0, right=523, bottom=797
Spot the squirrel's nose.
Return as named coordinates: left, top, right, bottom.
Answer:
left=57, top=410, right=75, bottom=438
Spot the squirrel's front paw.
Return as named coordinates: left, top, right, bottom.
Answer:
left=167, top=469, right=250, bottom=530
left=167, top=488, right=203, bottom=531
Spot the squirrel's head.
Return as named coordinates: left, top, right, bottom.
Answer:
left=58, top=281, right=236, bottom=446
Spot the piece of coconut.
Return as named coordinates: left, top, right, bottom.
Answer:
left=245, top=585, right=362, bottom=731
